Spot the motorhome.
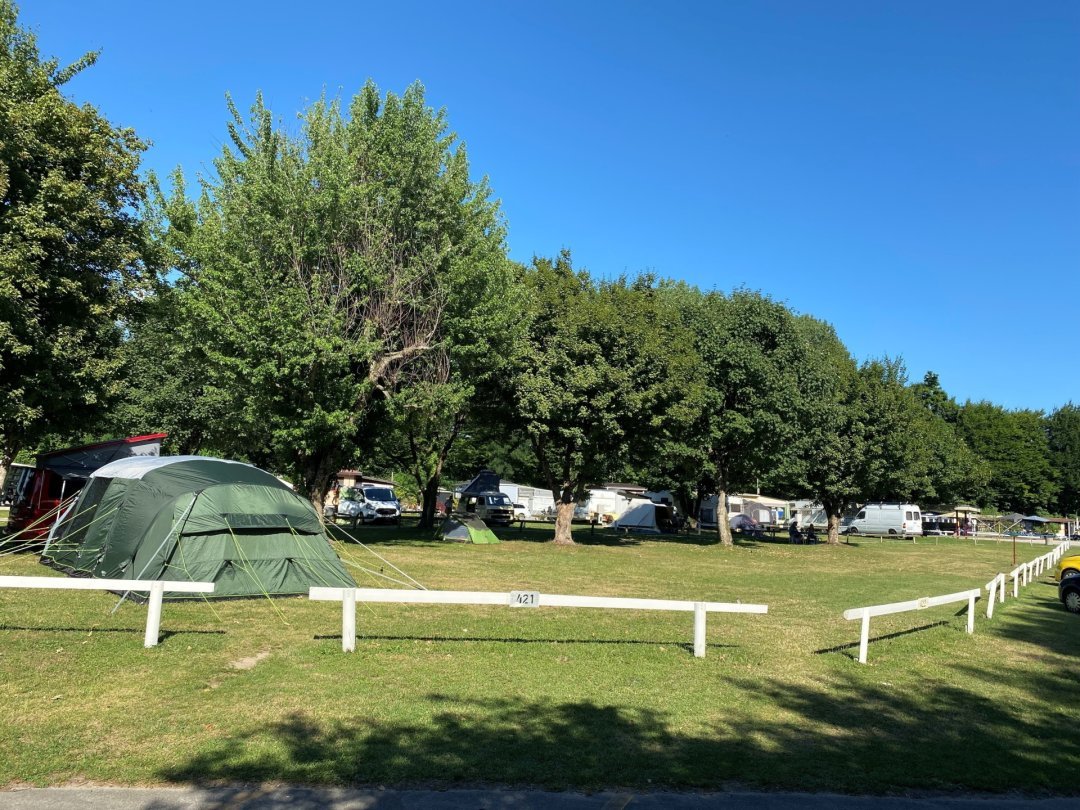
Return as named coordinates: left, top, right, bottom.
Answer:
left=842, top=503, right=923, bottom=537
left=455, top=469, right=515, bottom=525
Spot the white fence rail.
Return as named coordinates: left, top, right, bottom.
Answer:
left=842, top=589, right=981, bottom=664
left=0, top=575, right=214, bottom=647
left=309, top=587, right=768, bottom=658
left=841, top=540, right=1073, bottom=664
left=1008, top=540, right=1071, bottom=597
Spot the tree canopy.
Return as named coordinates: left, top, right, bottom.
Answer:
left=508, top=253, right=697, bottom=544
left=0, top=0, right=149, bottom=486
left=147, top=82, right=509, bottom=506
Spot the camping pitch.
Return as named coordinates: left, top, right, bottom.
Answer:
left=42, top=456, right=355, bottom=598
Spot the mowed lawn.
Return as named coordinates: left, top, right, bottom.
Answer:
left=0, top=525, right=1076, bottom=795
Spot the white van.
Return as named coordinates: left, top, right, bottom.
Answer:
left=336, top=484, right=401, bottom=524
left=842, top=503, right=922, bottom=537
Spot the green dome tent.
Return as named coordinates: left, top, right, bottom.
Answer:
left=437, top=516, right=500, bottom=544
left=43, top=456, right=355, bottom=598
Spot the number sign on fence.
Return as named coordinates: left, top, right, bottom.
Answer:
left=309, top=587, right=768, bottom=658
left=0, top=576, right=214, bottom=647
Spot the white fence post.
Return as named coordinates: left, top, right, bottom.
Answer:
left=858, top=610, right=871, bottom=665
left=143, top=581, right=165, bottom=648
left=693, top=602, right=706, bottom=658
left=967, top=592, right=976, bottom=633
left=985, top=574, right=1004, bottom=619
left=342, top=588, right=356, bottom=653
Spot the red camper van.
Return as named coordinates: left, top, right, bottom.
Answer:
left=5, top=433, right=167, bottom=539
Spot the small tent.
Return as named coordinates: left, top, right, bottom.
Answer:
left=43, top=456, right=355, bottom=598
left=437, top=516, right=500, bottom=544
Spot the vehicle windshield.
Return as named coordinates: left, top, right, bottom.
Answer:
left=364, top=487, right=395, bottom=502
left=488, top=494, right=511, bottom=506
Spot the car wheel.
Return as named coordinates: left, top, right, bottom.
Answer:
left=888, top=529, right=898, bottom=535
left=1063, top=568, right=1079, bottom=579
left=1065, top=589, right=1080, bottom=614
left=847, top=527, right=859, bottom=535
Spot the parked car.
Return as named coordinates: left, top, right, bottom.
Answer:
left=1059, top=573, right=1080, bottom=614
left=1055, top=553, right=1080, bottom=581
left=513, top=503, right=528, bottom=522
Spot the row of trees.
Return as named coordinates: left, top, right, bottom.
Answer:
left=2, top=1, right=1077, bottom=547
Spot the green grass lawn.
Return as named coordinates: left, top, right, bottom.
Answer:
left=0, top=524, right=1076, bottom=794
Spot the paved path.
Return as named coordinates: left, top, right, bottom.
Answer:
left=3, top=786, right=1077, bottom=809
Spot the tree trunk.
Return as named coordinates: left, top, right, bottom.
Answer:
left=303, top=450, right=340, bottom=515
left=824, top=502, right=843, bottom=545
left=178, top=429, right=203, bottom=456
left=0, top=451, right=12, bottom=500
left=553, top=499, right=576, bottom=545
left=419, top=475, right=441, bottom=529
left=715, top=483, right=733, bottom=546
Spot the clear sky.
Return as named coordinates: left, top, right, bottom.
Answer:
left=21, top=0, right=1080, bottom=412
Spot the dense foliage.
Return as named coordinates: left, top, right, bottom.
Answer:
left=0, top=0, right=149, bottom=487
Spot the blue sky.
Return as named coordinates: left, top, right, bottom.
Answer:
left=23, top=1, right=1080, bottom=412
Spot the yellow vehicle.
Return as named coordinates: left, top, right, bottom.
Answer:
left=1056, top=553, right=1080, bottom=581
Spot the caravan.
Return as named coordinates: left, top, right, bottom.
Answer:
left=574, top=488, right=632, bottom=525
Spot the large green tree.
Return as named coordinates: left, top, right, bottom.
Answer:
left=784, top=350, right=949, bottom=544
left=106, top=278, right=229, bottom=456
left=0, top=0, right=149, bottom=488
left=689, top=290, right=807, bottom=546
left=156, top=83, right=507, bottom=506
left=907, top=372, right=990, bottom=507
left=366, top=257, right=520, bottom=529
left=1048, top=403, right=1080, bottom=517
left=773, top=316, right=860, bottom=545
left=510, top=253, right=697, bottom=544
left=958, top=402, right=1056, bottom=514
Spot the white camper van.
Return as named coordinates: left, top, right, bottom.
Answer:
left=842, top=503, right=922, bottom=537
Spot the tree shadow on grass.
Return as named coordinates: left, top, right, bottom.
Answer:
left=812, top=620, right=950, bottom=660
left=156, top=660, right=1080, bottom=796
left=0, top=624, right=225, bottom=639
left=982, top=583, right=1080, bottom=659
